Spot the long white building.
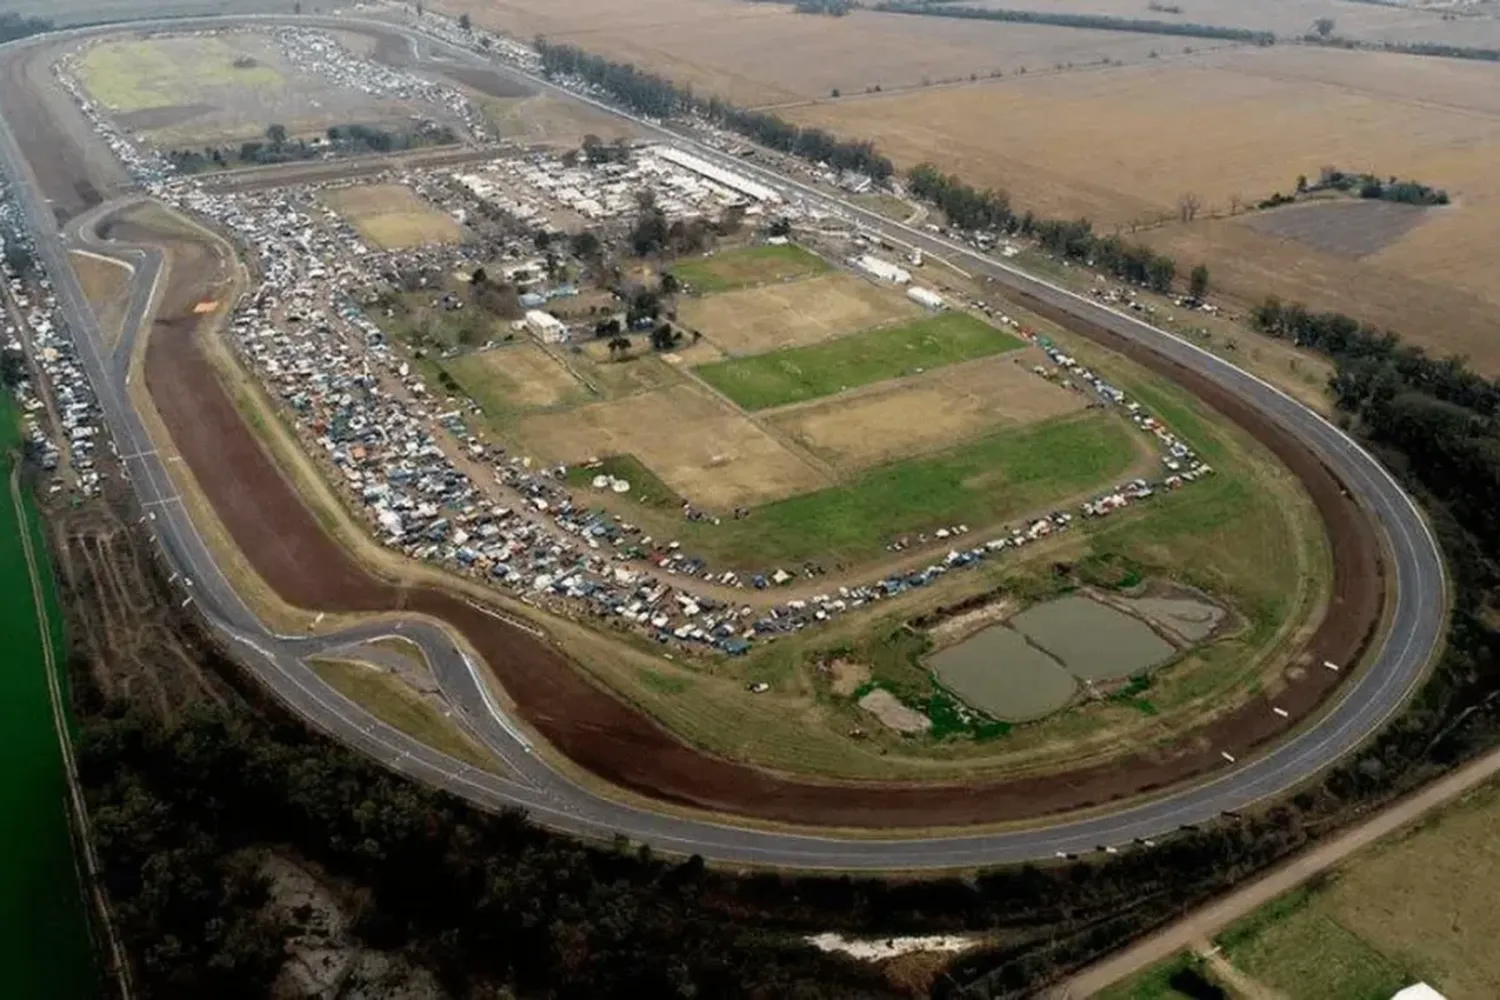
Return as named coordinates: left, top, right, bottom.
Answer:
left=650, top=145, right=782, bottom=203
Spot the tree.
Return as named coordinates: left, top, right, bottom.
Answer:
left=830, top=87, right=840, bottom=98
left=768, top=217, right=792, bottom=238
left=1314, top=17, right=1335, bottom=38
left=458, top=12, right=471, bottom=30
left=607, top=334, right=632, bottom=358
left=630, top=193, right=670, bottom=256
left=660, top=272, right=680, bottom=296
left=1177, top=192, right=1202, bottom=223
left=1189, top=264, right=1210, bottom=301
left=533, top=229, right=552, bottom=251
left=470, top=266, right=488, bottom=287
left=265, top=123, right=287, bottom=146
left=569, top=230, right=601, bottom=263
left=650, top=323, right=681, bottom=351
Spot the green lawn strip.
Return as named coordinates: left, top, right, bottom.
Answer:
left=1093, top=952, right=1221, bottom=1000
left=565, top=454, right=684, bottom=510
left=695, top=311, right=1023, bottom=410
left=676, top=411, right=1137, bottom=569
left=672, top=243, right=829, bottom=293
left=1219, top=887, right=1410, bottom=1000
left=311, top=659, right=505, bottom=775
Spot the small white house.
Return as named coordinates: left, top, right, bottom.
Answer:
left=855, top=254, right=911, bottom=285
left=525, top=309, right=567, bottom=343
left=907, top=287, right=946, bottom=310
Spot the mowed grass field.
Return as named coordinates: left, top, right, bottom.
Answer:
left=678, top=271, right=920, bottom=354
left=673, top=243, right=828, bottom=293
left=324, top=184, right=467, bottom=250
left=695, top=311, right=1024, bottom=410
left=684, top=410, right=1138, bottom=568
left=79, top=34, right=284, bottom=111
left=785, top=43, right=1500, bottom=371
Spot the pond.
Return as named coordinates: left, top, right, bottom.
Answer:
left=1010, top=594, right=1177, bottom=681
left=928, top=625, right=1077, bottom=722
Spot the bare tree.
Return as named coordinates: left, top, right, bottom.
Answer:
left=1313, top=17, right=1335, bottom=38
left=1228, top=193, right=1245, bottom=216
left=1177, top=192, right=1202, bottom=224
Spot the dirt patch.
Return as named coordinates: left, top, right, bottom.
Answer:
left=825, top=658, right=870, bottom=698
left=515, top=381, right=829, bottom=508
left=1242, top=199, right=1433, bottom=259
left=858, top=689, right=932, bottom=735
left=928, top=596, right=1018, bottom=647
left=115, top=103, right=216, bottom=131
left=441, top=65, right=534, bottom=101
left=678, top=272, right=918, bottom=356
left=770, top=349, right=1085, bottom=471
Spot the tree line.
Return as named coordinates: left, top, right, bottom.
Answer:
left=872, top=3, right=1277, bottom=45
left=534, top=39, right=894, bottom=181
left=1307, top=31, right=1500, bottom=64
left=1309, top=168, right=1449, bottom=206
left=908, top=164, right=1178, bottom=291
left=0, top=11, right=51, bottom=43
left=168, top=122, right=458, bottom=174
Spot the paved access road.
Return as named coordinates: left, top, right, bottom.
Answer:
left=0, top=13, right=1447, bottom=870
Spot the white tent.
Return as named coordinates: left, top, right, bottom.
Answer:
left=1392, top=985, right=1448, bottom=1000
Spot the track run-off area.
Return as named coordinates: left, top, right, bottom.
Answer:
left=0, top=12, right=1448, bottom=869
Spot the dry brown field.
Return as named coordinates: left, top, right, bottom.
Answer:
left=325, top=184, right=467, bottom=249
left=786, top=44, right=1500, bottom=370
left=68, top=250, right=133, bottom=346
left=514, top=381, right=829, bottom=507
left=439, top=0, right=1234, bottom=105
left=445, top=342, right=583, bottom=411
left=678, top=272, right=918, bottom=355
left=769, top=349, right=1086, bottom=470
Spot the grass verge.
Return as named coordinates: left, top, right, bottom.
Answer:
left=311, top=658, right=506, bottom=775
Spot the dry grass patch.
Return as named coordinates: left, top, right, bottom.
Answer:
left=444, top=343, right=584, bottom=415
left=515, top=381, right=829, bottom=508
left=325, top=184, right=466, bottom=249
left=679, top=272, right=918, bottom=355
left=771, top=350, right=1085, bottom=471
left=69, top=250, right=133, bottom=347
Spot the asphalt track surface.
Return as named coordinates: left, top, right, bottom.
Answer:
left=0, top=13, right=1447, bottom=868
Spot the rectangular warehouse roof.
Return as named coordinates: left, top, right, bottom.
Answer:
left=651, top=146, right=782, bottom=203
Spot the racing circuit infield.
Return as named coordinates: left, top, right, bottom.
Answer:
left=0, top=15, right=1413, bottom=838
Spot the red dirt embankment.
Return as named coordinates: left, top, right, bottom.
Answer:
left=135, top=211, right=1380, bottom=829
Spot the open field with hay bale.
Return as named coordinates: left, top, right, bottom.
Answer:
left=678, top=271, right=919, bottom=355
left=673, top=242, right=829, bottom=293
left=73, top=30, right=451, bottom=147
left=514, top=381, right=829, bottom=509
left=694, top=311, right=1024, bottom=410
left=324, top=184, right=467, bottom=249
left=769, top=350, right=1087, bottom=470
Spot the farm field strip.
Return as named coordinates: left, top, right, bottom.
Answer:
left=694, top=310, right=1024, bottom=410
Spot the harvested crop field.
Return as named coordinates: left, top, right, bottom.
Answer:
left=695, top=311, right=1024, bottom=410
left=786, top=43, right=1500, bottom=370
left=674, top=243, right=828, bottom=293
left=679, top=271, right=918, bottom=355
left=441, top=0, right=1232, bottom=106
left=928, top=626, right=1077, bottom=722
left=1241, top=199, right=1434, bottom=259
left=113, top=169, right=1381, bottom=829
left=770, top=351, right=1086, bottom=470
left=444, top=343, right=583, bottom=414
left=325, top=184, right=467, bottom=249
left=1012, top=595, right=1177, bottom=682
left=514, top=382, right=828, bottom=508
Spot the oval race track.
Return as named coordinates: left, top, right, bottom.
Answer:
left=0, top=13, right=1448, bottom=868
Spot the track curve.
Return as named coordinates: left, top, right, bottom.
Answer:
left=0, top=13, right=1447, bottom=868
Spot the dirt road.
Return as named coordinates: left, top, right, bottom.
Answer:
left=1051, top=748, right=1500, bottom=998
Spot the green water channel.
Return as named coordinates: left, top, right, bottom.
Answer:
left=0, top=413, right=101, bottom=997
